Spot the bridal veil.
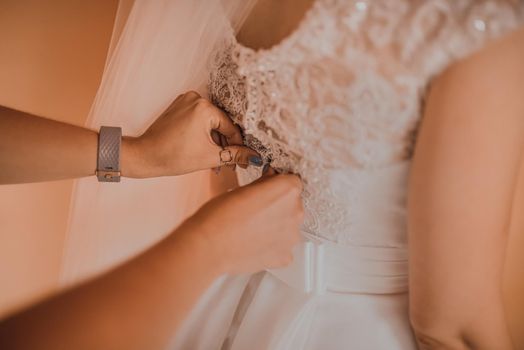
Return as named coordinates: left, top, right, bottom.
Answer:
left=60, top=0, right=255, bottom=286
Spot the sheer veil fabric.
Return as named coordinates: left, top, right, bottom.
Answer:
left=60, top=0, right=255, bottom=285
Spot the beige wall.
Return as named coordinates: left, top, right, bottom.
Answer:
left=0, top=0, right=118, bottom=315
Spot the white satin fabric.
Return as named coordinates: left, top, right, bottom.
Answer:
left=230, top=274, right=415, bottom=350
left=173, top=163, right=417, bottom=349
left=174, top=274, right=416, bottom=350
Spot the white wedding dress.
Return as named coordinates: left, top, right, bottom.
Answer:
left=172, top=1, right=524, bottom=349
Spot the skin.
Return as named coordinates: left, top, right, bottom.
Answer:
left=408, top=28, right=524, bottom=349
left=236, top=0, right=315, bottom=51
left=0, top=92, right=303, bottom=349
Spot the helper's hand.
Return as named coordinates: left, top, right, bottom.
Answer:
left=122, top=91, right=263, bottom=178
left=178, top=173, right=304, bottom=274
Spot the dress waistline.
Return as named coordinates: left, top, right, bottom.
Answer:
left=267, top=231, right=408, bottom=295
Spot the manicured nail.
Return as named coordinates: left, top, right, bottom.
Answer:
left=262, top=163, right=270, bottom=174
left=248, top=155, right=263, bottom=167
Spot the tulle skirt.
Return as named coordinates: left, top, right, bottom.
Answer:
left=172, top=272, right=417, bottom=350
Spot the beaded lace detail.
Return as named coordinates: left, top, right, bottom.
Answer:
left=209, top=0, right=523, bottom=245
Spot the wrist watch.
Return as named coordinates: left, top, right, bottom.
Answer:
left=96, top=126, right=122, bottom=182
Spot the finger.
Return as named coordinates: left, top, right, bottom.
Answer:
left=259, top=174, right=303, bottom=194
left=210, top=108, right=243, bottom=145
left=283, top=174, right=304, bottom=192
left=220, top=133, right=229, bottom=148
left=227, top=145, right=263, bottom=168
left=173, top=93, right=185, bottom=103
left=210, top=130, right=232, bottom=149
left=164, top=91, right=200, bottom=115
left=164, top=96, right=182, bottom=114
left=217, top=145, right=263, bottom=168
left=183, top=90, right=201, bottom=101
left=210, top=130, right=223, bottom=147
left=261, top=164, right=276, bottom=177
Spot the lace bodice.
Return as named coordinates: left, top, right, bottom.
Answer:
left=209, top=0, right=523, bottom=246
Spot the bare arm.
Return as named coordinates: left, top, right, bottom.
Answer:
left=0, top=92, right=261, bottom=184
left=0, top=174, right=303, bottom=350
left=408, top=29, right=524, bottom=349
left=0, top=106, right=102, bottom=183
left=0, top=222, right=221, bottom=350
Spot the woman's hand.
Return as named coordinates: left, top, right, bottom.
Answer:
left=177, top=173, right=304, bottom=274
left=0, top=174, right=304, bottom=350
left=122, top=91, right=263, bottom=178
left=0, top=93, right=259, bottom=183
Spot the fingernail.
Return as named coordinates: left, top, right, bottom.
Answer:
left=262, top=163, right=270, bottom=174
left=248, top=155, right=263, bottom=167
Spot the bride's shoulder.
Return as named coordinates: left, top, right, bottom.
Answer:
left=419, top=26, right=524, bottom=155
left=407, top=17, right=524, bottom=348
left=430, top=26, right=524, bottom=110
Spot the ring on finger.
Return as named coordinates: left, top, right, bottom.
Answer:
left=219, top=149, right=233, bottom=166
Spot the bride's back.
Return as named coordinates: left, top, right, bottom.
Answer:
left=210, top=0, right=523, bottom=247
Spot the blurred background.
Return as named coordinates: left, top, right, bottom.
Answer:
left=0, top=0, right=522, bottom=346
left=0, top=0, right=118, bottom=314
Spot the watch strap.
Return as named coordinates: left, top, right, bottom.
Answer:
left=96, top=126, right=122, bottom=182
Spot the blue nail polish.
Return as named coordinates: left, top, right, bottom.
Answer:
left=248, top=155, right=263, bottom=167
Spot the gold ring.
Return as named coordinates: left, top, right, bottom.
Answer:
left=219, top=149, right=233, bottom=166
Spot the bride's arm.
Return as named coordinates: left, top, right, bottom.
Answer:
left=408, top=29, right=524, bottom=350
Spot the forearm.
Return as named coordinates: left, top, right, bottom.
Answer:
left=0, top=221, right=222, bottom=350
left=412, top=304, right=513, bottom=350
left=0, top=106, right=140, bottom=184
